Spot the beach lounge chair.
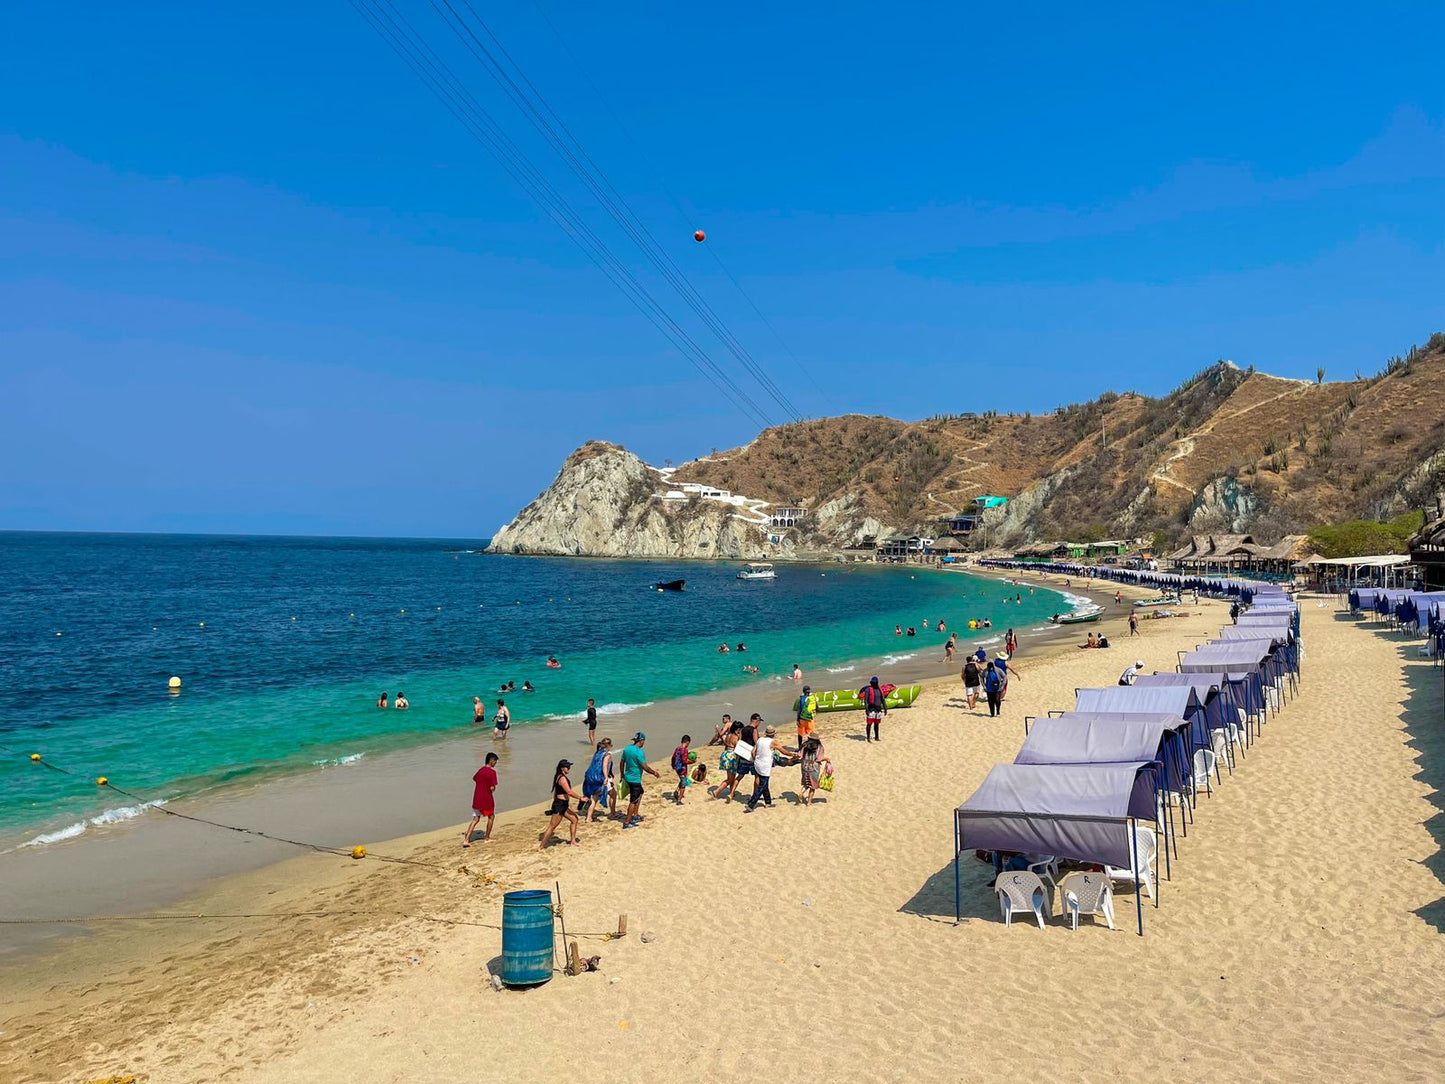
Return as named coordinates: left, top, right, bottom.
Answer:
left=994, top=870, right=1051, bottom=929
left=1060, top=871, right=1116, bottom=931
left=1104, top=824, right=1158, bottom=901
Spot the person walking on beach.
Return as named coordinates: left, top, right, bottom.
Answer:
left=492, top=699, right=510, bottom=740
left=582, top=738, right=613, bottom=823
left=1128, top=611, right=1140, bottom=637
left=944, top=634, right=956, bottom=663
left=795, top=685, right=818, bottom=747
left=983, top=659, right=1005, bottom=717
left=861, top=676, right=888, bottom=742
left=1230, top=600, right=1240, bottom=624
left=539, top=759, right=584, bottom=850
left=1005, top=628, right=1018, bottom=656
left=798, top=736, right=832, bottom=806
left=994, top=653, right=1022, bottom=702
left=473, top=696, right=486, bottom=725
left=746, top=726, right=785, bottom=811
left=962, top=656, right=982, bottom=710
left=620, top=733, right=660, bottom=828
left=712, top=721, right=746, bottom=801
left=671, top=735, right=692, bottom=804
left=463, top=752, right=499, bottom=847
left=584, top=697, right=598, bottom=747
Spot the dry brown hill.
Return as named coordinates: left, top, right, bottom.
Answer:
left=672, top=333, right=1445, bottom=547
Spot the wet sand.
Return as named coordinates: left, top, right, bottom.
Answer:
left=0, top=563, right=1123, bottom=957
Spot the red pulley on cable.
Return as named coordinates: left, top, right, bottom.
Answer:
left=694, top=230, right=705, bottom=243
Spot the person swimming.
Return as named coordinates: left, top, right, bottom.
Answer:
left=377, top=692, right=389, bottom=709
left=546, top=656, right=561, bottom=669
left=736, top=643, right=747, bottom=652
left=522, top=680, right=535, bottom=692
left=718, top=643, right=730, bottom=654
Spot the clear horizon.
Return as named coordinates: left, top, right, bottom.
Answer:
left=4, top=2, right=1443, bottom=537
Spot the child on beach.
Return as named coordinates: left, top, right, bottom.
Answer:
left=672, top=735, right=692, bottom=804
left=463, top=752, right=498, bottom=847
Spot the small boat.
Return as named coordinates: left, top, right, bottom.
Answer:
left=1133, top=596, right=1180, bottom=608
left=655, top=579, right=686, bottom=592
left=736, top=562, right=776, bottom=581
left=1052, top=610, right=1102, bottom=625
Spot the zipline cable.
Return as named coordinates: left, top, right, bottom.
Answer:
left=433, top=0, right=806, bottom=421
left=527, top=0, right=830, bottom=408
left=350, top=0, right=778, bottom=430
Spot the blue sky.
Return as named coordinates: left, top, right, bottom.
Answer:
left=2, top=2, right=1442, bottom=537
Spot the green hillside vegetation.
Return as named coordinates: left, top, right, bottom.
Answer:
left=1307, top=511, right=1425, bottom=558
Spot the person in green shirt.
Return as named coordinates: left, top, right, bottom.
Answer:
left=619, top=732, right=660, bottom=828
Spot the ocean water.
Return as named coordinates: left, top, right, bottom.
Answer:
left=0, top=533, right=1068, bottom=846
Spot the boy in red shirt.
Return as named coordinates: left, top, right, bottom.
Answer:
left=464, top=752, right=499, bottom=846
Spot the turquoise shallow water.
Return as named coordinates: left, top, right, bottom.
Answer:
left=0, top=533, right=1068, bottom=844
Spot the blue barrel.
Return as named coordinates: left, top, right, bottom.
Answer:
left=501, top=889, right=555, bottom=986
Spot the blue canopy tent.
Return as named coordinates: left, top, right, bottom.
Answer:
left=1238, top=608, right=1300, bottom=639
left=1073, top=685, right=1209, bottom=760
left=1016, top=711, right=1191, bottom=864
left=1216, top=625, right=1299, bottom=681
left=1179, top=643, right=1273, bottom=720
left=954, top=762, right=1160, bottom=934
left=1134, top=671, right=1247, bottom=754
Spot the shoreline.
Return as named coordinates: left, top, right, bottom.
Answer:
left=12, top=591, right=1438, bottom=1082
left=0, top=570, right=1147, bottom=966
left=0, top=563, right=1110, bottom=955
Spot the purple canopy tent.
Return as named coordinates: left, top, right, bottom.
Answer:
left=954, top=762, right=1159, bottom=933
left=1179, top=643, right=1272, bottom=718
left=1073, top=685, right=1208, bottom=757
left=1133, top=671, right=1246, bottom=754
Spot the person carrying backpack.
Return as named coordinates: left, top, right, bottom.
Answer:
left=859, top=676, right=888, bottom=742
left=982, top=662, right=1004, bottom=717
left=795, top=685, right=819, bottom=745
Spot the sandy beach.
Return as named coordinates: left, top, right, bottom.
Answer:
left=4, top=589, right=1444, bottom=1083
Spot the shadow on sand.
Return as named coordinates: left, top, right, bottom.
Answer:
left=1347, top=610, right=1445, bottom=932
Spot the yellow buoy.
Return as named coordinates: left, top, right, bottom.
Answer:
left=97, top=776, right=108, bottom=786
left=30, top=753, right=41, bottom=762
left=168, top=676, right=182, bottom=690
left=351, top=845, right=367, bottom=860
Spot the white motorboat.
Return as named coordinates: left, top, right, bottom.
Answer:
left=736, top=562, right=776, bottom=581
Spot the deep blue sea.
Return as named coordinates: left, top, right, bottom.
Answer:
left=0, top=533, right=1068, bottom=846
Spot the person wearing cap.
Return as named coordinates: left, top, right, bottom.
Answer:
left=860, top=676, right=888, bottom=741
left=539, top=758, right=585, bottom=850
left=746, top=725, right=794, bottom=811
left=1119, top=659, right=1146, bottom=686
left=620, top=732, right=660, bottom=828
left=795, top=684, right=819, bottom=745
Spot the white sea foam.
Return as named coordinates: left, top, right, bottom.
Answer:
left=314, top=753, right=365, bottom=768
left=18, top=798, right=169, bottom=848
left=595, top=701, right=652, bottom=716
left=972, top=636, right=1003, bottom=646
left=882, top=653, right=916, bottom=664
left=88, top=799, right=168, bottom=826
left=824, top=665, right=857, bottom=674
left=20, top=822, right=86, bottom=848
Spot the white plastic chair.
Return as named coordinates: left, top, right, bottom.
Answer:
left=1210, top=729, right=1236, bottom=772
left=1025, top=854, right=1060, bottom=894
left=994, top=870, right=1051, bottom=929
left=1104, top=824, right=1158, bottom=900
left=1059, top=871, right=1116, bottom=931
left=1193, top=747, right=1218, bottom=796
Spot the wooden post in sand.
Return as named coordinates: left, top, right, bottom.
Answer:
left=617, top=913, right=628, bottom=939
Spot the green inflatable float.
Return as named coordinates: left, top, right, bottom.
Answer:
left=815, top=684, right=920, bottom=712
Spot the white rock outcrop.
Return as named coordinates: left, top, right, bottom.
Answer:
left=487, top=442, right=786, bottom=559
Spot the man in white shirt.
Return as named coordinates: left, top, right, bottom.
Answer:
left=1118, top=659, right=1146, bottom=686
left=746, top=725, right=793, bottom=811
